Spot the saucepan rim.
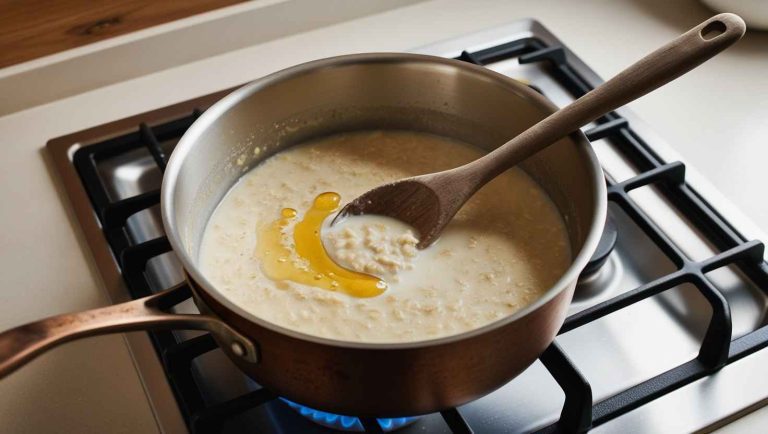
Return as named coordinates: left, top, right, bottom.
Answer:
left=160, top=52, right=607, bottom=350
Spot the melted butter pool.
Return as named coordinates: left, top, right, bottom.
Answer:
left=256, top=192, right=386, bottom=298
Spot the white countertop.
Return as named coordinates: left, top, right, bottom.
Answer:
left=0, top=0, right=766, bottom=432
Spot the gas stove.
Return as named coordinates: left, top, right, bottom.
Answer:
left=47, top=19, right=768, bottom=433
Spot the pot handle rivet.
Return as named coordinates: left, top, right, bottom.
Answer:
left=231, top=341, right=245, bottom=357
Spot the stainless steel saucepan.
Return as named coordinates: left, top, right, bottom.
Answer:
left=0, top=53, right=606, bottom=417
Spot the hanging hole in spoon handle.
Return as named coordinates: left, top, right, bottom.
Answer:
left=701, top=20, right=728, bottom=40
left=699, top=14, right=745, bottom=43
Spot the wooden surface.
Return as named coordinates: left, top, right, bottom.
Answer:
left=0, top=0, right=246, bottom=68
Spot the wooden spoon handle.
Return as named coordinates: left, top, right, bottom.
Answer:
left=470, top=13, right=746, bottom=184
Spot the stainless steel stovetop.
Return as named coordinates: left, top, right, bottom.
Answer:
left=47, top=19, right=768, bottom=433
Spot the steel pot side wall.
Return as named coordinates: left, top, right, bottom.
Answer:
left=193, top=277, right=575, bottom=417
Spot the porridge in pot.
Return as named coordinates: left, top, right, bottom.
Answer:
left=198, top=130, right=570, bottom=343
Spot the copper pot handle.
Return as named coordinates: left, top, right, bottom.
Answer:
left=0, top=283, right=258, bottom=379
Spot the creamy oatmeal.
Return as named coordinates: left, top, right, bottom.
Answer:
left=199, top=130, right=570, bottom=343
left=325, top=215, right=420, bottom=283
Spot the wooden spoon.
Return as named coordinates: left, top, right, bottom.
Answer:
left=335, top=13, right=745, bottom=248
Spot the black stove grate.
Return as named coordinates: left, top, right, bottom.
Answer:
left=71, top=37, right=768, bottom=433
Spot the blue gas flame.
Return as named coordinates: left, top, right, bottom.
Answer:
left=280, top=398, right=418, bottom=431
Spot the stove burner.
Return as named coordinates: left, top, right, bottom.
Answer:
left=280, top=398, right=419, bottom=432
left=580, top=209, right=618, bottom=277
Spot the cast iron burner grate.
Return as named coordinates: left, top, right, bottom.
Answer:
left=67, top=37, right=768, bottom=433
